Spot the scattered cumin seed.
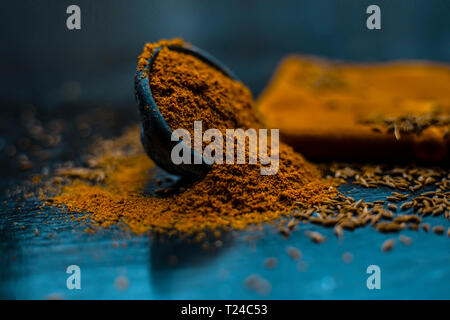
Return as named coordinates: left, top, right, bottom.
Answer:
left=394, top=214, right=421, bottom=224
left=382, top=239, right=395, bottom=252
left=286, top=246, right=302, bottom=261
left=279, top=227, right=290, bottom=238
left=305, top=231, right=326, bottom=244
left=408, top=223, right=419, bottom=231
left=342, top=252, right=353, bottom=264
left=399, top=235, right=412, bottom=246
left=388, top=203, right=398, bottom=211
left=433, top=225, right=445, bottom=235
left=244, top=274, right=271, bottom=296
left=334, top=225, right=343, bottom=240
left=394, top=124, right=401, bottom=140
left=287, top=218, right=297, bottom=230
left=264, top=257, right=278, bottom=269
left=114, top=276, right=129, bottom=292
left=422, top=223, right=430, bottom=232
left=376, top=222, right=402, bottom=233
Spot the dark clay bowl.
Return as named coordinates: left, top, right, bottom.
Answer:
left=134, top=44, right=239, bottom=177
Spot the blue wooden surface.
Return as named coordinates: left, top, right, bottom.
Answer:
left=0, top=106, right=448, bottom=299
left=1, top=179, right=449, bottom=299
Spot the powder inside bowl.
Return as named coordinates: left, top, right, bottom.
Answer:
left=46, top=39, right=335, bottom=236
left=150, top=46, right=261, bottom=133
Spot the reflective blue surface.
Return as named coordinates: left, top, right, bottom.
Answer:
left=1, top=183, right=449, bottom=299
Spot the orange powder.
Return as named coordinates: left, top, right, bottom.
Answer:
left=48, top=41, right=335, bottom=236
left=150, top=47, right=261, bottom=134
left=50, top=126, right=334, bottom=236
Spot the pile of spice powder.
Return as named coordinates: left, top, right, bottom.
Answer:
left=47, top=39, right=335, bottom=236
left=147, top=40, right=261, bottom=133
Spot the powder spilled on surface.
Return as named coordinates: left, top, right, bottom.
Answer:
left=50, top=125, right=334, bottom=236
left=47, top=39, right=335, bottom=236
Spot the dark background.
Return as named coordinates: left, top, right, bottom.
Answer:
left=1, top=0, right=449, bottom=108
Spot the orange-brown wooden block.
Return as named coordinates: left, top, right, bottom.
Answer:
left=257, top=56, right=450, bottom=162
